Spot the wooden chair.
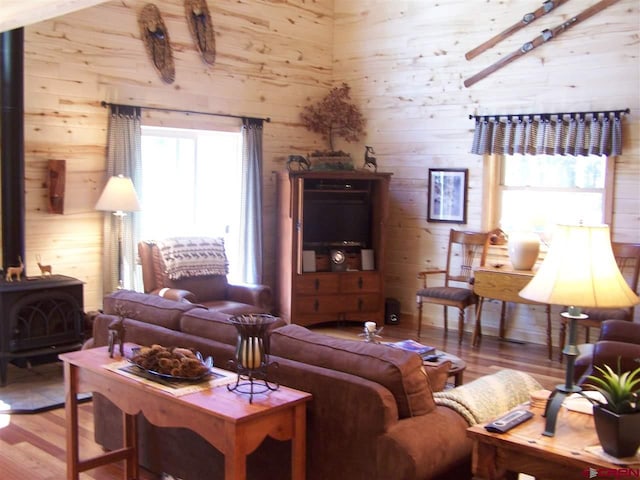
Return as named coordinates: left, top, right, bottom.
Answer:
left=558, top=242, right=640, bottom=361
left=416, top=229, right=492, bottom=344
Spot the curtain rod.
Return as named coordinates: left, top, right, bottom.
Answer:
left=101, top=101, right=271, bottom=123
left=469, top=108, right=630, bottom=121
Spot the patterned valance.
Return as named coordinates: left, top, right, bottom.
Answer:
left=156, top=237, right=229, bottom=280
left=470, top=110, right=628, bottom=157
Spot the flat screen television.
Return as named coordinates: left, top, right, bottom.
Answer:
left=303, top=192, right=370, bottom=248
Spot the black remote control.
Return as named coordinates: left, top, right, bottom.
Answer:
left=484, top=409, right=533, bottom=433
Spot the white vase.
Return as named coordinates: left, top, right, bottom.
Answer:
left=508, top=232, right=540, bottom=270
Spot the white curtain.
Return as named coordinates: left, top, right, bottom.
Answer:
left=239, top=118, right=264, bottom=284
left=470, top=111, right=625, bottom=157
left=102, top=105, right=142, bottom=294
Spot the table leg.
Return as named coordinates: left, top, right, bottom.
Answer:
left=472, top=297, right=485, bottom=347
left=123, top=412, right=138, bottom=479
left=291, top=404, right=307, bottom=480
left=64, top=362, right=80, bottom=480
left=499, top=301, right=507, bottom=338
left=224, top=424, right=246, bottom=480
left=546, top=304, right=552, bottom=360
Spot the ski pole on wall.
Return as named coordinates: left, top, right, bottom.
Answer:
left=464, top=0, right=621, bottom=88
left=465, top=0, right=572, bottom=61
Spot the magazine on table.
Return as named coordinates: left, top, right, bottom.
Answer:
left=388, top=339, right=436, bottom=358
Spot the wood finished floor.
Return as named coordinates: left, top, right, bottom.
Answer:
left=0, top=324, right=566, bottom=480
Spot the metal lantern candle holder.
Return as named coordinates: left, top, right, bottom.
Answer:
left=227, top=314, right=279, bottom=403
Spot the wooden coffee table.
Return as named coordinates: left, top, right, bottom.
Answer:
left=60, top=345, right=311, bottom=480
left=467, top=405, right=639, bottom=480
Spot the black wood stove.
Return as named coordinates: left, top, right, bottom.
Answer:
left=0, top=275, right=84, bottom=385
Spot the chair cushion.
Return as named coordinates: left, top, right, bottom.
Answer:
left=155, top=237, right=229, bottom=280
left=270, top=324, right=435, bottom=418
left=417, top=286, right=476, bottom=304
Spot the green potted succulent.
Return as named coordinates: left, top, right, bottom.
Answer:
left=581, top=360, right=640, bottom=458
left=300, top=83, right=365, bottom=170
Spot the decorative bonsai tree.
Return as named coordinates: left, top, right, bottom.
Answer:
left=300, top=83, right=365, bottom=156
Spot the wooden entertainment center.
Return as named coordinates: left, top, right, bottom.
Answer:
left=276, top=170, right=391, bottom=326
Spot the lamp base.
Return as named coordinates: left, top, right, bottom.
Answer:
left=542, top=310, right=588, bottom=437
left=542, top=384, right=582, bottom=437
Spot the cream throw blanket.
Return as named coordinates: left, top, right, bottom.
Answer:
left=433, top=369, right=542, bottom=426
left=156, top=237, right=229, bottom=280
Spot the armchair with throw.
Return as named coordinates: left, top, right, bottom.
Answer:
left=138, top=237, right=273, bottom=315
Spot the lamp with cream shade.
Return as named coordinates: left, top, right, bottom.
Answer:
left=95, top=175, right=141, bottom=289
left=519, top=223, right=639, bottom=436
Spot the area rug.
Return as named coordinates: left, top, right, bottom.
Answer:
left=0, top=361, right=91, bottom=414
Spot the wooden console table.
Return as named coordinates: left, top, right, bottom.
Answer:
left=467, top=405, right=639, bottom=480
left=472, top=266, right=552, bottom=359
left=60, top=345, right=311, bottom=480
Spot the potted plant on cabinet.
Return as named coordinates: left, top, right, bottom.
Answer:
left=582, top=360, right=640, bottom=458
left=300, top=83, right=365, bottom=170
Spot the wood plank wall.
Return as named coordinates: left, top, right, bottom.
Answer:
left=12, top=0, right=639, bottom=349
left=19, top=0, right=334, bottom=311
left=332, top=0, right=640, bottom=345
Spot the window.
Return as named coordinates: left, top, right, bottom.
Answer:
left=486, top=154, right=613, bottom=238
left=140, top=126, right=243, bottom=280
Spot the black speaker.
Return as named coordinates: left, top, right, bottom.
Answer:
left=385, top=297, right=400, bottom=325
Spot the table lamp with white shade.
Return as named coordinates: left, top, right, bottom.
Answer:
left=95, top=174, right=141, bottom=289
left=519, top=224, right=639, bottom=436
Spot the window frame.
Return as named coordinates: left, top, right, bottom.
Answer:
left=482, top=155, right=615, bottom=232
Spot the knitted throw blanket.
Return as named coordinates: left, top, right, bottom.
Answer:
left=433, top=369, right=542, bottom=426
left=156, top=237, right=229, bottom=280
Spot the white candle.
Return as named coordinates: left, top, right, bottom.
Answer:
left=241, top=337, right=262, bottom=369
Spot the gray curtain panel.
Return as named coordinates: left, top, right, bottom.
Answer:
left=470, top=112, right=624, bottom=157
left=103, top=105, right=142, bottom=294
left=240, top=118, right=264, bottom=284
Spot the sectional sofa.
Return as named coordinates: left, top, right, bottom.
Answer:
left=88, top=290, right=475, bottom=480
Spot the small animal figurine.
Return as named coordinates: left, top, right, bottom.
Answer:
left=364, top=146, right=377, bottom=172
left=5, top=256, right=24, bottom=282
left=107, top=316, right=126, bottom=358
left=286, top=154, right=311, bottom=171
left=36, top=254, right=52, bottom=276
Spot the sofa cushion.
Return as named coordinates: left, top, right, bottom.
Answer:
left=180, top=309, right=287, bottom=348
left=103, top=290, right=199, bottom=331
left=270, top=324, right=435, bottom=418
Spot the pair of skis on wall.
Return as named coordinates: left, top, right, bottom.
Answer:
left=464, top=0, right=621, bottom=88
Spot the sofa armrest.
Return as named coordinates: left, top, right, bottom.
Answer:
left=150, top=287, right=197, bottom=303
left=227, top=283, right=272, bottom=311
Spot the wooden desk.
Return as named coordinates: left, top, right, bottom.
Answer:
left=473, top=266, right=552, bottom=359
left=467, top=406, right=639, bottom=480
left=60, top=345, right=311, bottom=480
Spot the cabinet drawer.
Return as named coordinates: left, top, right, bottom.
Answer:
left=296, top=294, right=380, bottom=314
left=296, top=275, right=339, bottom=295
left=340, top=272, right=380, bottom=293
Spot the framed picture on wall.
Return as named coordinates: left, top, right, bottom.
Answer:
left=427, top=168, right=468, bottom=223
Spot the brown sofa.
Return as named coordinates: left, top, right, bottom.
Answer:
left=89, top=290, right=473, bottom=480
left=138, top=238, right=273, bottom=314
